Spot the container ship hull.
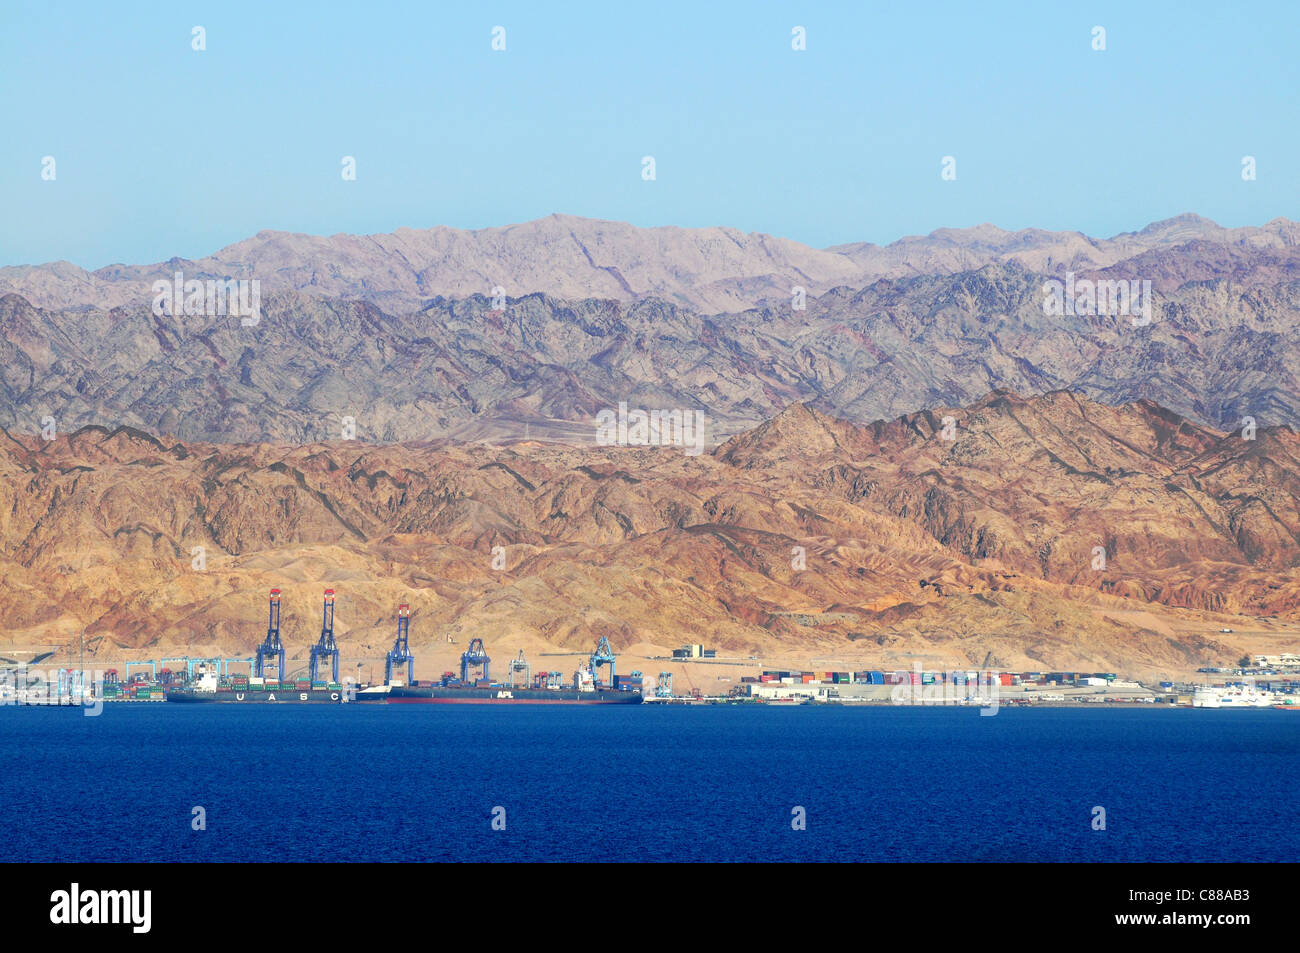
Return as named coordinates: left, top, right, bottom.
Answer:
left=167, top=689, right=346, bottom=704
left=360, top=686, right=642, bottom=705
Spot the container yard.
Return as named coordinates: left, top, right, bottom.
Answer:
left=736, top=667, right=1300, bottom=706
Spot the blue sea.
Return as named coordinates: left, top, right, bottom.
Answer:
left=2, top=704, right=1296, bottom=862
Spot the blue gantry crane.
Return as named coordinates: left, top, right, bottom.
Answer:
left=460, top=638, right=490, bottom=683
left=590, top=636, right=616, bottom=688
left=220, top=657, right=254, bottom=677
left=385, top=603, right=415, bottom=685
left=122, top=660, right=157, bottom=681
left=254, top=588, right=285, bottom=680
left=309, top=588, right=339, bottom=683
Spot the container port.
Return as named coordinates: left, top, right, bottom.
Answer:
left=159, top=590, right=644, bottom=705
left=5, top=591, right=1298, bottom=710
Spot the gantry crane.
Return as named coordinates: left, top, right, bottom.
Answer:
left=506, top=649, right=530, bottom=688
left=385, top=603, right=415, bottom=685
left=122, top=660, right=157, bottom=681
left=460, top=638, right=490, bottom=683
left=309, top=588, right=339, bottom=683
left=255, top=588, right=285, bottom=680
left=590, top=636, right=616, bottom=688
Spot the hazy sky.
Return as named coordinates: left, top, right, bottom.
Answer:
left=3, top=0, right=1297, bottom=268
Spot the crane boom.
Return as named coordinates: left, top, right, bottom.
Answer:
left=309, top=589, right=340, bottom=683
left=254, top=589, right=285, bottom=680
left=385, top=604, right=415, bottom=685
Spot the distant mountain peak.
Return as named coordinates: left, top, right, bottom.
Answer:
left=1131, top=212, right=1222, bottom=239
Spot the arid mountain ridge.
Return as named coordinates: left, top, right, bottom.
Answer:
left=4, top=212, right=1299, bottom=314
left=4, top=215, right=1298, bottom=675
left=2, top=391, right=1297, bottom=678
left=2, top=251, right=1298, bottom=444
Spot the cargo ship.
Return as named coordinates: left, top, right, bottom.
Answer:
left=355, top=682, right=642, bottom=705
left=355, top=636, right=643, bottom=704
left=166, top=687, right=347, bottom=703
left=166, top=666, right=347, bottom=704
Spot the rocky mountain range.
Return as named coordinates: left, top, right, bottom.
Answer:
left=3, top=213, right=1298, bottom=314
left=1, top=246, right=1298, bottom=445
left=2, top=391, right=1296, bottom=678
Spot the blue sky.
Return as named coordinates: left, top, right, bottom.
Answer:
left=2, top=0, right=1297, bottom=268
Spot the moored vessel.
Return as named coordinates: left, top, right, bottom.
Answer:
left=354, top=635, right=643, bottom=704
left=357, top=683, right=642, bottom=704
left=165, top=665, right=347, bottom=703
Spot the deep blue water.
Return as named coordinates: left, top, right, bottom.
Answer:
left=2, top=704, right=1296, bottom=862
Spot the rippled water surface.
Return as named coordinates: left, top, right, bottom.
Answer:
left=2, top=704, right=1295, bottom=861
